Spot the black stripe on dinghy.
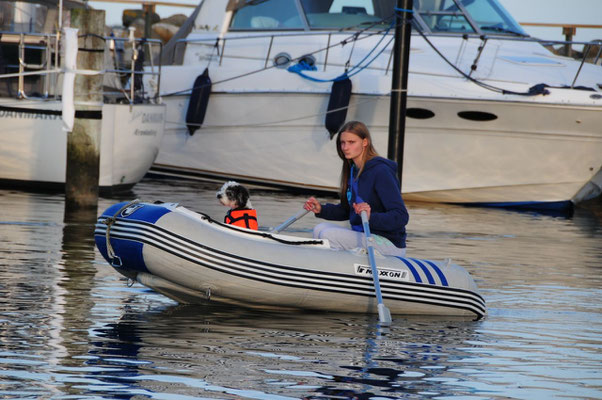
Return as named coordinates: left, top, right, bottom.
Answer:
left=95, top=221, right=487, bottom=317
left=95, top=221, right=486, bottom=317
left=98, top=228, right=486, bottom=317
left=108, top=230, right=486, bottom=316
left=97, top=221, right=436, bottom=289
left=96, top=219, right=485, bottom=309
left=98, top=218, right=484, bottom=303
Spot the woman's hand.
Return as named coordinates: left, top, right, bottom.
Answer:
left=304, top=197, right=322, bottom=214
left=353, top=202, right=371, bottom=219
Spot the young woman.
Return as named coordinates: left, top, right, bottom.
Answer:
left=304, top=121, right=409, bottom=256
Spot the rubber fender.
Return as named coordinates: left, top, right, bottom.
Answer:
left=325, top=75, right=352, bottom=139
left=186, top=68, right=212, bottom=135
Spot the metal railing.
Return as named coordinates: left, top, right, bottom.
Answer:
left=172, top=30, right=602, bottom=89
left=104, top=34, right=163, bottom=104
left=0, top=32, right=58, bottom=99
left=0, top=31, right=163, bottom=103
left=520, top=22, right=602, bottom=56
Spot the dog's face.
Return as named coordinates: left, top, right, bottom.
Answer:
left=216, top=181, right=251, bottom=209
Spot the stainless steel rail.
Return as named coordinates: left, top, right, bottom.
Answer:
left=0, top=32, right=163, bottom=103
left=173, top=31, right=601, bottom=88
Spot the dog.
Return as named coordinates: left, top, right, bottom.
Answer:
left=216, top=181, right=258, bottom=230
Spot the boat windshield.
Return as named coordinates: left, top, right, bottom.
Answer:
left=416, top=0, right=527, bottom=36
left=228, top=0, right=527, bottom=35
left=229, top=0, right=396, bottom=31
left=229, top=0, right=305, bottom=30
left=299, top=0, right=396, bottom=30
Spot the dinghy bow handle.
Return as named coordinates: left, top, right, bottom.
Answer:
left=101, top=199, right=140, bottom=268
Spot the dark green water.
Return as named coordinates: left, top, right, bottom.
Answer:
left=1, top=178, right=601, bottom=399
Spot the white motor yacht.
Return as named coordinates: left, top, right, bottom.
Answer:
left=150, top=0, right=602, bottom=210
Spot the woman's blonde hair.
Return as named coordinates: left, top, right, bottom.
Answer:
left=335, top=121, right=379, bottom=205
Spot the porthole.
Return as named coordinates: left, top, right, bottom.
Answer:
left=406, top=108, right=435, bottom=119
left=457, top=111, right=498, bottom=121
left=273, top=52, right=292, bottom=69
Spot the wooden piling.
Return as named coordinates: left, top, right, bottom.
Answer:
left=65, top=9, right=105, bottom=209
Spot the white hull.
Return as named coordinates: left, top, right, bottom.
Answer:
left=95, top=201, right=486, bottom=319
left=154, top=90, right=602, bottom=206
left=0, top=101, right=166, bottom=192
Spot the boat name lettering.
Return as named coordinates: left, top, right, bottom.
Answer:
left=134, top=129, right=157, bottom=136
left=0, top=110, right=60, bottom=120
left=354, top=264, right=409, bottom=281
left=130, top=111, right=164, bottom=123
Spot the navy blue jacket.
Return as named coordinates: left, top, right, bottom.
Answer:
left=317, top=157, right=409, bottom=248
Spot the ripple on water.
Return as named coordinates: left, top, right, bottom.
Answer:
left=0, top=183, right=601, bottom=399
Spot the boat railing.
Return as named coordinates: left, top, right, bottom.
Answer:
left=0, top=31, right=163, bottom=104
left=172, top=30, right=602, bottom=89
left=520, top=22, right=602, bottom=56
left=0, top=32, right=58, bottom=99
left=103, top=34, right=164, bottom=104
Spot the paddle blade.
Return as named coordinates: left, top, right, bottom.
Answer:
left=378, top=303, right=392, bottom=325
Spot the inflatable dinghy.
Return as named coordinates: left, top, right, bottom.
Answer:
left=95, top=201, right=486, bottom=319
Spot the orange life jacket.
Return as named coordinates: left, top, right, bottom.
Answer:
left=224, top=208, right=258, bottom=230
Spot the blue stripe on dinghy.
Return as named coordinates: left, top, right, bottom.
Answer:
left=395, top=257, right=422, bottom=283
left=422, top=259, right=449, bottom=287
left=409, top=258, right=436, bottom=285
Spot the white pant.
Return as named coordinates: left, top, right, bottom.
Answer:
left=313, top=222, right=406, bottom=257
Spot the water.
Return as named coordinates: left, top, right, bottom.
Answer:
left=1, top=178, right=601, bottom=399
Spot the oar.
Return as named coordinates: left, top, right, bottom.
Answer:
left=360, top=211, right=392, bottom=325
left=271, top=209, right=310, bottom=234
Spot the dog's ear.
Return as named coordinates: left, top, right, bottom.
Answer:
left=236, top=185, right=250, bottom=208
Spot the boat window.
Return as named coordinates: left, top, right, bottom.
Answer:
left=299, top=0, right=396, bottom=30
left=417, top=0, right=475, bottom=33
left=460, top=0, right=526, bottom=36
left=229, top=0, right=304, bottom=30
left=417, top=0, right=526, bottom=36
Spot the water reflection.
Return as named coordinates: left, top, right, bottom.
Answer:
left=56, top=205, right=99, bottom=392
left=79, top=303, right=487, bottom=399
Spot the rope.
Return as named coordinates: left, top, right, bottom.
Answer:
left=0, top=68, right=106, bottom=80
left=0, top=69, right=61, bottom=79
left=160, top=17, right=396, bottom=98
left=413, top=23, right=551, bottom=96
left=164, top=94, right=382, bottom=130
left=287, top=20, right=395, bottom=83
left=198, top=212, right=324, bottom=246
left=100, top=199, right=140, bottom=266
left=345, top=32, right=358, bottom=71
